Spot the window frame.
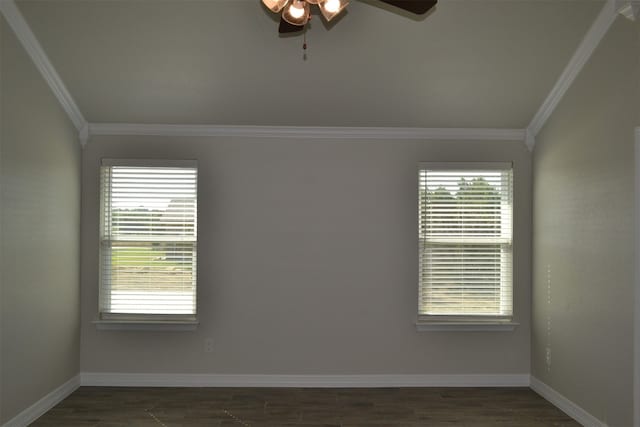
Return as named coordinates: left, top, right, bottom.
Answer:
left=416, top=162, right=518, bottom=331
left=96, top=158, right=199, bottom=329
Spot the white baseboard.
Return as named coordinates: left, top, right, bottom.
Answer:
left=530, top=376, right=607, bottom=427
left=80, top=372, right=530, bottom=388
left=1, top=375, right=80, bottom=427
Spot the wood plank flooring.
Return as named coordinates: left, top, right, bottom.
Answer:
left=31, top=386, right=579, bottom=426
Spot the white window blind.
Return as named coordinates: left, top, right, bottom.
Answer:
left=418, top=163, right=513, bottom=318
left=99, top=160, right=198, bottom=319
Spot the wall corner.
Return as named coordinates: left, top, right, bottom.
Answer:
left=78, top=123, right=88, bottom=148
left=525, top=129, right=536, bottom=152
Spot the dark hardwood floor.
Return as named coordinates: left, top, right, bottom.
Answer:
left=31, top=386, right=579, bottom=426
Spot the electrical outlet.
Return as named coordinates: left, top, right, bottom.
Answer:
left=204, top=338, right=214, bottom=353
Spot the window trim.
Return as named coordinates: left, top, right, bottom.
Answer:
left=92, top=319, right=199, bottom=331
left=415, top=319, right=519, bottom=332
left=97, top=158, right=199, bottom=327
left=417, top=161, right=515, bottom=330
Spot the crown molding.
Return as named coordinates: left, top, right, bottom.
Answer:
left=87, top=123, right=527, bottom=143
left=616, top=1, right=640, bottom=20
left=0, top=0, right=87, bottom=135
left=527, top=0, right=618, bottom=141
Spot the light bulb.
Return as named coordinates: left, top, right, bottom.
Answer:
left=324, top=0, right=341, bottom=13
left=318, top=0, right=348, bottom=21
left=282, top=0, right=310, bottom=26
left=288, top=2, right=305, bottom=19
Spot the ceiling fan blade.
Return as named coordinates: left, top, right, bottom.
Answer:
left=279, top=17, right=305, bottom=33
left=377, top=0, right=437, bottom=15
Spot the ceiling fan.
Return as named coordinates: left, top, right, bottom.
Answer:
left=262, top=0, right=437, bottom=34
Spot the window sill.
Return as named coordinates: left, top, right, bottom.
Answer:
left=415, top=321, right=519, bottom=332
left=93, top=319, right=199, bottom=331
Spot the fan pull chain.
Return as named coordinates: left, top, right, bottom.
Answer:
left=303, top=15, right=309, bottom=61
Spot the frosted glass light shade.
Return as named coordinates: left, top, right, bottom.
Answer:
left=319, top=0, right=349, bottom=21
left=262, top=0, right=290, bottom=13
left=282, top=0, right=310, bottom=26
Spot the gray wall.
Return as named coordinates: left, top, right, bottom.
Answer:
left=81, top=136, right=532, bottom=376
left=532, top=17, right=640, bottom=427
left=0, top=16, right=81, bottom=423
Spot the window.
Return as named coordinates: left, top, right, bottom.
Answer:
left=418, top=163, right=513, bottom=323
left=99, top=159, right=198, bottom=321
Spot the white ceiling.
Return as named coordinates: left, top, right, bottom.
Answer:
left=17, top=0, right=603, bottom=128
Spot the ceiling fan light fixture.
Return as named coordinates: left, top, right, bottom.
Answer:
left=319, top=0, right=349, bottom=21
left=262, top=0, right=290, bottom=13
left=282, top=0, right=310, bottom=26
left=266, top=0, right=436, bottom=34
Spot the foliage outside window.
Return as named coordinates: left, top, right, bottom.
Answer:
left=99, top=160, right=198, bottom=320
left=418, top=163, right=513, bottom=320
